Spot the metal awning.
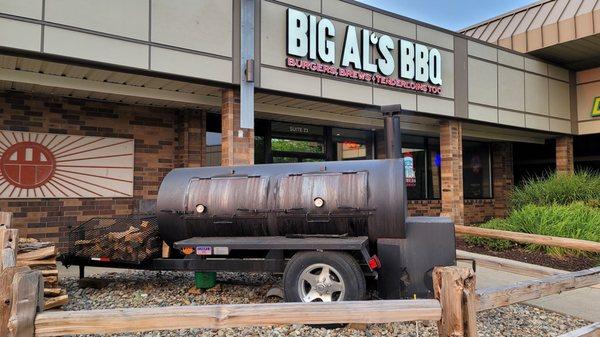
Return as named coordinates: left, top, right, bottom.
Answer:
left=0, top=54, right=383, bottom=129
left=0, top=54, right=556, bottom=143
left=460, top=0, right=600, bottom=70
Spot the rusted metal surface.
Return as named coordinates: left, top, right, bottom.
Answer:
left=185, top=176, right=269, bottom=214
left=157, top=159, right=407, bottom=245
left=276, top=172, right=368, bottom=212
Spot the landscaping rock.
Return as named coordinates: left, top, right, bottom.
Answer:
left=61, top=270, right=590, bottom=337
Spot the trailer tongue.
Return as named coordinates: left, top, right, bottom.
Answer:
left=62, top=109, right=456, bottom=301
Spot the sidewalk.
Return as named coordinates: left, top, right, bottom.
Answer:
left=58, top=262, right=600, bottom=322
left=458, top=261, right=600, bottom=322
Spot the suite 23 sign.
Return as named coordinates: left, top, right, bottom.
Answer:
left=286, top=8, right=443, bottom=95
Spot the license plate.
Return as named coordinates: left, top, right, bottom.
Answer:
left=196, top=246, right=212, bottom=255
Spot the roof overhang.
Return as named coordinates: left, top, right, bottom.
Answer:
left=460, top=0, right=600, bottom=70
left=0, top=54, right=556, bottom=143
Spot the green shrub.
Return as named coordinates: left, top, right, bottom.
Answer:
left=464, top=219, right=515, bottom=251
left=509, top=171, right=600, bottom=210
left=469, top=203, right=600, bottom=256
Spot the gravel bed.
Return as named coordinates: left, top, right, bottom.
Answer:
left=60, top=270, right=589, bottom=337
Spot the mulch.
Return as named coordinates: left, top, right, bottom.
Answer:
left=456, top=237, right=599, bottom=271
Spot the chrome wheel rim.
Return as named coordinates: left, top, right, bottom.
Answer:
left=298, top=263, right=345, bottom=302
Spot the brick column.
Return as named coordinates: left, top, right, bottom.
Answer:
left=556, top=136, right=574, bottom=174
left=221, top=88, right=254, bottom=166
left=440, top=120, right=464, bottom=226
left=175, top=110, right=205, bottom=168
left=492, top=142, right=514, bottom=218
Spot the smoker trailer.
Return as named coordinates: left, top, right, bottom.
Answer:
left=62, top=110, right=456, bottom=301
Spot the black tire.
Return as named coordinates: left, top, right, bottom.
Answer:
left=283, top=251, right=366, bottom=303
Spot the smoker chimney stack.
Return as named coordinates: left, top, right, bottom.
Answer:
left=382, top=105, right=403, bottom=160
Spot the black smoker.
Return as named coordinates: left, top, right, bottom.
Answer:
left=155, top=108, right=456, bottom=299
left=64, top=107, right=455, bottom=300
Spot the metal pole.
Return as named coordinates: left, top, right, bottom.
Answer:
left=382, top=105, right=403, bottom=159
left=381, top=105, right=407, bottom=230
left=240, top=0, right=255, bottom=129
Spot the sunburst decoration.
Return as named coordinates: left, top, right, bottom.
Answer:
left=0, top=130, right=134, bottom=199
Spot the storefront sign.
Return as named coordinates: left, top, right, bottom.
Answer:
left=286, top=8, right=443, bottom=95
left=289, top=126, right=310, bottom=133
left=0, top=130, right=134, bottom=199
left=592, top=96, right=600, bottom=117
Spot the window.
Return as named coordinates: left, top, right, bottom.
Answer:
left=271, top=139, right=324, bottom=153
left=205, top=113, right=221, bottom=166
left=427, top=138, right=442, bottom=199
left=332, top=128, right=372, bottom=160
left=402, top=135, right=440, bottom=200
left=463, top=141, right=492, bottom=199
left=268, top=122, right=326, bottom=162
left=398, top=136, right=492, bottom=200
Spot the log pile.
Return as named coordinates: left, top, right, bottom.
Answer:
left=73, top=220, right=161, bottom=263
left=16, top=238, right=68, bottom=310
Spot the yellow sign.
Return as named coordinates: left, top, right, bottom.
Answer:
left=593, top=96, right=600, bottom=117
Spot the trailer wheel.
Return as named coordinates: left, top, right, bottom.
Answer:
left=283, top=251, right=366, bottom=303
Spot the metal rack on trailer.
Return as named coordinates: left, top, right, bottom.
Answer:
left=63, top=228, right=374, bottom=275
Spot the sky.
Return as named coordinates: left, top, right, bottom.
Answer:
left=356, top=0, right=537, bottom=31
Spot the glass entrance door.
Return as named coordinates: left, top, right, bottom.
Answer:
left=254, top=120, right=375, bottom=164
left=270, top=122, right=326, bottom=163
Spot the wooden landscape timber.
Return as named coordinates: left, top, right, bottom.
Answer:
left=433, top=266, right=478, bottom=337
left=455, top=225, right=600, bottom=253
left=34, top=300, right=442, bottom=336
left=73, top=220, right=161, bottom=262
left=476, top=266, right=600, bottom=311
left=456, top=250, right=600, bottom=289
left=2, top=259, right=595, bottom=337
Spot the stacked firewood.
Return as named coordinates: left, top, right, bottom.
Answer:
left=17, top=238, right=68, bottom=310
left=73, top=220, right=161, bottom=263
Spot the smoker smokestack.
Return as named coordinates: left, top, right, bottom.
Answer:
left=382, top=105, right=403, bottom=159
